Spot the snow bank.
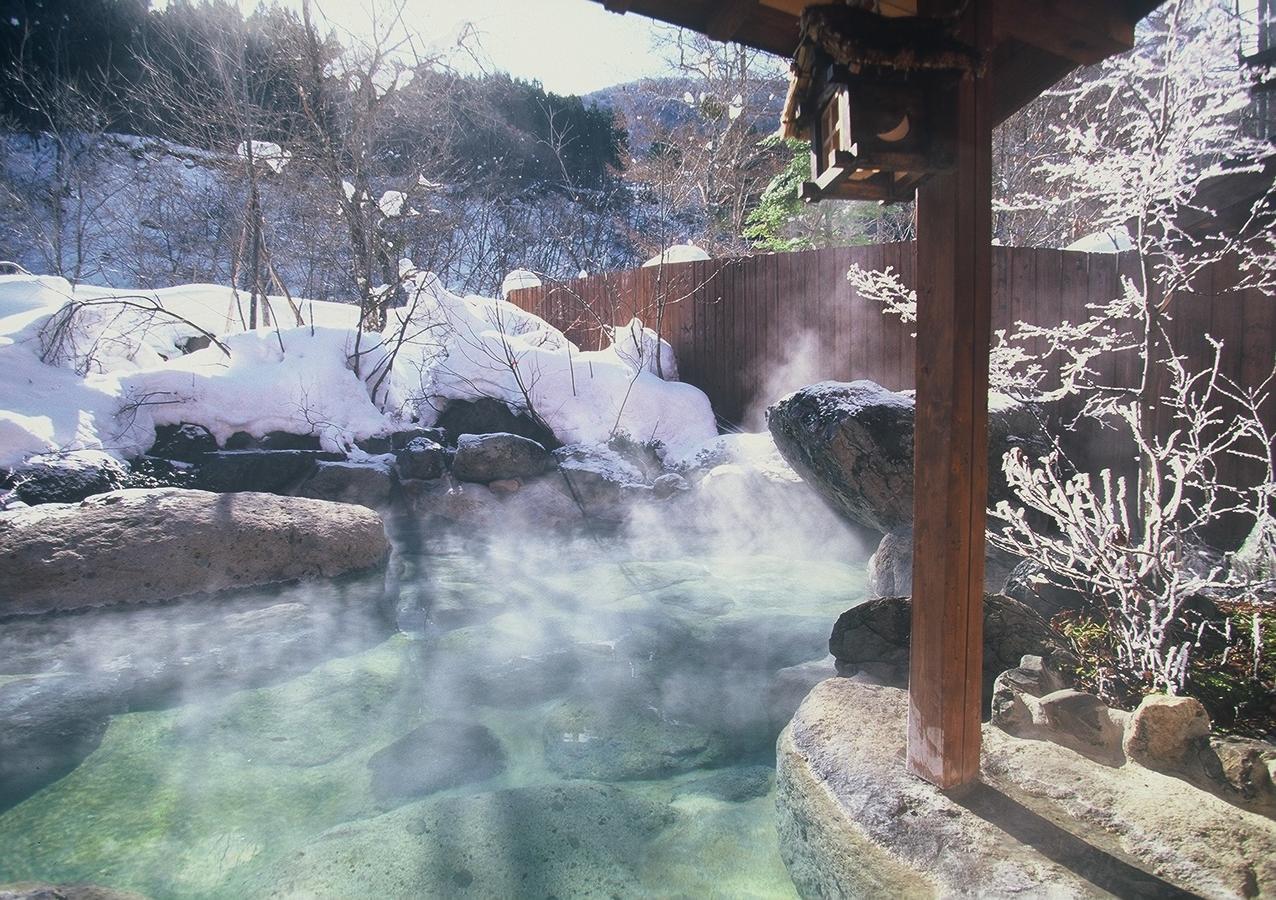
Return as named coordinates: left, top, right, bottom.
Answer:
left=642, top=243, right=711, bottom=267
left=0, top=269, right=718, bottom=466
left=606, top=318, right=678, bottom=381
left=380, top=273, right=716, bottom=458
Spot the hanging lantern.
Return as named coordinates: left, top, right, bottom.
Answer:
left=781, top=7, right=979, bottom=204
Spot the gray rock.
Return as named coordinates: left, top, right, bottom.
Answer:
left=769, top=655, right=839, bottom=730
left=828, top=593, right=1076, bottom=708
left=868, top=528, right=1020, bottom=598
left=367, top=720, right=505, bottom=804
left=196, top=449, right=341, bottom=493
left=353, top=435, right=393, bottom=454
left=229, top=782, right=674, bottom=898
left=451, top=433, right=554, bottom=484
left=652, top=472, right=691, bottom=498
left=294, top=460, right=395, bottom=509
left=553, top=443, right=652, bottom=518
left=436, top=397, right=559, bottom=448
left=391, top=427, right=446, bottom=450
left=777, top=678, right=1276, bottom=899
left=866, top=529, right=913, bottom=597
left=766, top=380, right=1050, bottom=533
left=147, top=422, right=217, bottom=463
left=0, top=488, right=389, bottom=614
left=1212, top=736, right=1276, bottom=812
left=1034, top=689, right=1128, bottom=766
left=543, top=695, right=729, bottom=781
left=990, top=653, right=1070, bottom=732
left=673, top=765, right=774, bottom=802
left=399, top=478, right=503, bottom=528
left=6, top=451, right=126, bottom=505
left=1123, top=694, right=1213, bottom=776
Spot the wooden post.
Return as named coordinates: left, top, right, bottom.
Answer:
left=907, top=2, right=993, bottom=790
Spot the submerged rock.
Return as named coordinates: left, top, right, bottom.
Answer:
left=766, top=380, right=1050, bottom=533
left=543, top=695, right=730, bottom=781
left=0, top=674, right=123, bottom=811
left=229, top=782, right=675, bottom=898
left=673, top=765, right=773, bottom=803
left=367, top=720, right=505, bottom=804
left=451, top=433, right=554, bottom=484
left=0, top=883, right=150, bottom=900
left=0, top=488, right=389, bottom=614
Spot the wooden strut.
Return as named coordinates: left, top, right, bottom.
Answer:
left=906, top=0, right=993, bottom=790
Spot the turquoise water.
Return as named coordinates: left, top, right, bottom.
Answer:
left=0, top=530, right=867, bottom=898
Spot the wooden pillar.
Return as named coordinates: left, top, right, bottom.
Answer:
left=907, top=2, right=993, bottom=790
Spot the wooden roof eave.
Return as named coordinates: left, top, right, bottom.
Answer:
left=593, top=0, right=1159, bottom=130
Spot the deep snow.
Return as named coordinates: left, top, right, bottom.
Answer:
left=0, top=268, right=717, bottom=468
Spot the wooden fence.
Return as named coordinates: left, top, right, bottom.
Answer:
left=509, top=243, right=1273, bottom=533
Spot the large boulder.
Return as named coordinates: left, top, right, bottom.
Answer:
left=394, top=436, right=446, bottom=481
left=867, top=528, right=1021, bottom=598
left=828, top=593, right=1075, bottom=707
left=0, top=488, right=389, bottom=614
left=228, top=782, right=675, bottom=898
left=451, top=433, right=554, bottom=484
left=767, top=380, right=1050, bottom=533
left=553, top=443, right=653, bottom=519
left=435, top=397, right=559, bottom=448
left=776, top=678, right=1276, bottom=899
left=4, top=451, right=127, bottom=506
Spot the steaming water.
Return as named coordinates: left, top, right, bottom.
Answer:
left=0, top=526, right=868, bottom=898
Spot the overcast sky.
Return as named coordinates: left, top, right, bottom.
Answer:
left=254, top=0, right=685, bottom=95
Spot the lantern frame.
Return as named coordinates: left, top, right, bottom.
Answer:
left=798, top=51, right=956, bottom=204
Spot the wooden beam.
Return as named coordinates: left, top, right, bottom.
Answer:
left=992, top=0, right=1135, bottom=65
left=907, top=0, right=993, bottom=791
left=707, top=0, right=758, bottom=41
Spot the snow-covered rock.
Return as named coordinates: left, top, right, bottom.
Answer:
left=236, top=140, right=291, bottom=174
left=377, top=190, right=407, bottom=217
left=1065, top=226, right=1133, bottom=253
left=500, top=268, right=542, bottom=297
left=641, top=242, right=711, bottom=268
